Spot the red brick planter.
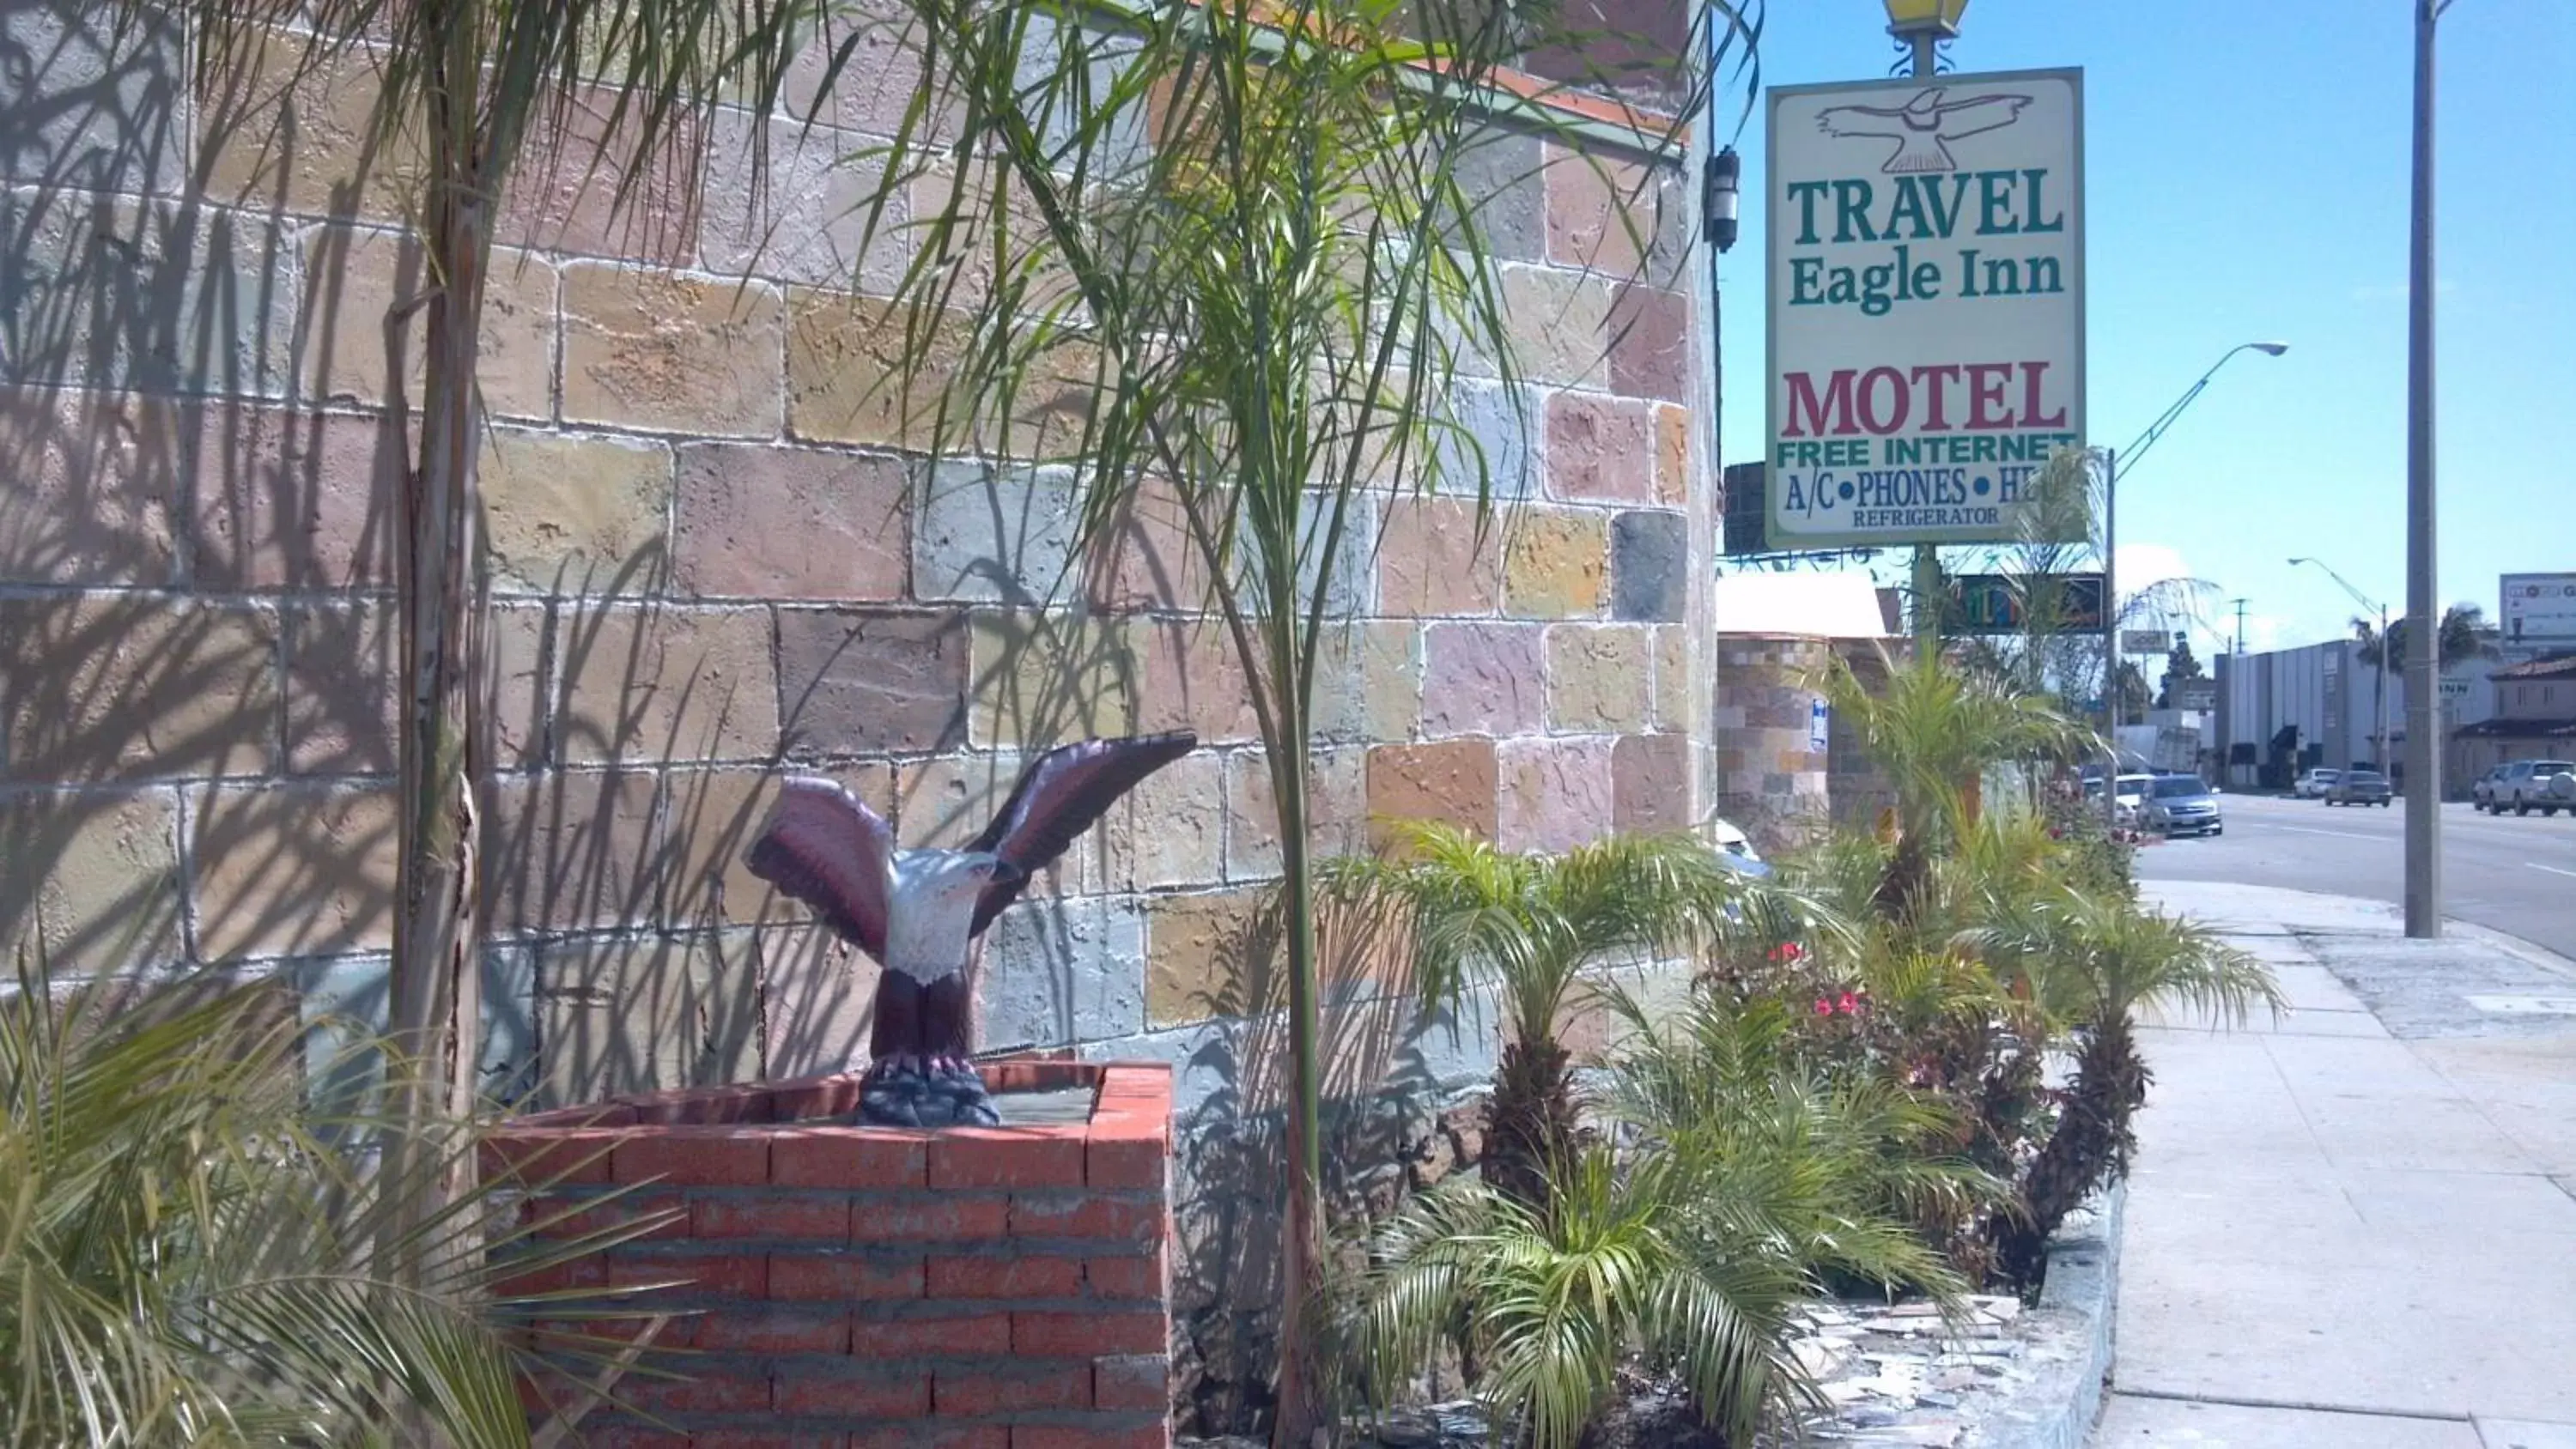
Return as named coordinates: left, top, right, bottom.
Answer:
left=483, top=1060, right=1175, bottom=1449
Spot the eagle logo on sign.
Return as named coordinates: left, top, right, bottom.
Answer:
left=1817, top=87, right=2035, bottom=174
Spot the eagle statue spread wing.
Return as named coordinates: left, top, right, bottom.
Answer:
left=1816, top=88, right=2034, bottom=174
left=744, top=731, right=1198, bottom=1125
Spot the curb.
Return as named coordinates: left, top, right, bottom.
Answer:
left=1963, top=1179, right=2126, bottom=1449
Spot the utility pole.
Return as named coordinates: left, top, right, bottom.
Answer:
left=1905, top=27, right=1942, bottom=667
left=2233, top=597, right=2250, bottom=655
left=2404, top=0, right=2445, bottom=938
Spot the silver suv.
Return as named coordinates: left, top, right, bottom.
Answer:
left=2489, top=760, right=2576, bottom=816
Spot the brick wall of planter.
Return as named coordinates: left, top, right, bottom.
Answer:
left=491, top=1060, right=1176, bottom=1448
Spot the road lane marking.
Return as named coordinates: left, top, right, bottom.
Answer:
left=2531, top=864, right=2576, bottom=880
left=2272, top=825, right=2386, bottom=841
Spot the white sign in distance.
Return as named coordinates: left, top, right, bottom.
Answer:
left=2501, top=573, right=2576, bottom=646
left=1808, top=698, right=1831, bottom=755
left=2121, top=628, right=2169, bottom=655
left=1766, top=69, right=2085, bottom=547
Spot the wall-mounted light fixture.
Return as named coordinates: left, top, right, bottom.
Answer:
left=1704, top=144, right=1740, bottom=253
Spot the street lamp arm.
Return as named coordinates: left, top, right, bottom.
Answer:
left=2117, top=343, right=2282, bottom=478
left=2287, top=556, right=2385, bottom=619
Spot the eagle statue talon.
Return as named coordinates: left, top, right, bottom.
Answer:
left=744, top=733, right=1199, bottom=1131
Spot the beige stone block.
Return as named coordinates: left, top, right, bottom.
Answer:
left=672, top=444, right=908, bottom=602
left=1653, top=623, right=1693, bottom=734
left=1366, top=739, right=1498, bottom=850
left=1137, top=618, right=1260, bottom=745
left=190, top=782, right=398, bottom=962
left=562, top=265, right=783, bottom=436
left=785, top=291, right=965, bottom=452
left=489, top=603, right=554, bottom=770
left=283, top=598, right=395, bottom=774
left=536, top=931, right=762, bottom=1102
left=480, top=427, right=672, bottom=595
left=1225, top=746, right=1367, bottom=880
left=1654, top=403, right=1692, bottom=506
left=301, top=227, right=556, bottom=419
left=195, top=29, right=425, bottom=221
left=1497, top=736, right=1618, bottom=855
left=1309, top=621, right=1420, bottom=745
left=0, top=387, right=182, bottom=586
left=191, top=404, right=398, bottom=592
left=967, top=613, right=1139, bottom=749
left=1502, top=507, right=1609, bottom=620
left=1544, top=150, right=1652, bottom=275
left=1145, top=888, right=1268, bottom=1028
left=0, top=596, right=277, bottom=784
left=661, top=763, right=895, bottom=931
left=757, top=922, right=882, bottom=1078
left=555, top=605, right=780, bottom=764
left=889, top=750, right=1103, bottom=901
left=0, top=789, right=185, bottom=972
left=1376, top=496, right=1501, bottom=617
left=483, top=770, right=662, bottom=935
left=1498, top=264, right=1614, bottom=390
left=495, top=89, right=701, bottom=268
left=1546, top=624, right=1653, bottom=734
left=1086, top=477, right=1210, bottom=611
left=1103, top=749, right=1225, bottom=891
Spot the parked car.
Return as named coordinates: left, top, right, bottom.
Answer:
left=2488, top=759, right=2576, bottom=816
left=2295, top=767, right=2341, bottom=799
left=2472, top=764, right=2511, bottom=811
left=2143, top=773, right=2224, bottom=838
left=2325, top=769, right=2392, bottom=806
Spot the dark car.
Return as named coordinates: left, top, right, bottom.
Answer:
left=2326, top=769, right=2393, bottom=806
left=2143, top=773, right=2224, bottom=837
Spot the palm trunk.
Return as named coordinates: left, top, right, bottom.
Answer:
left=1267, top=617, right=1328, bottom=1449
left=1996, top=1014, right=2146, bottom=1287
left=1484, top=1035, right=1573, bottom=1212
left=386, top=20, right=490, bottom=1263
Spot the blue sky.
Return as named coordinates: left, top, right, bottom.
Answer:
left=1711, top=0, right=2575, bottom=657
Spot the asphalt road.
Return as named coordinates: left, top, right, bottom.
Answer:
left=2136, top=792, right=2576, bottom=961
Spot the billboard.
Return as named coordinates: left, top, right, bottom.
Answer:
left=2122, top=628, right=2172, bottom=655
left=1950, top=573, right=2103, bottom=634
left=1766, top=69, right=2085, bottom=547
left=2501, top=573, right=2576, bottom=647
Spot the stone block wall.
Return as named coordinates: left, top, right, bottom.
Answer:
left=3, top=0, right=1710, bottom=1113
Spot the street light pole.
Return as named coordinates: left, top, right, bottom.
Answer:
left=2404, top=0, right=2448, bottom=938
left=2289, top=557, right=2391, bottom=771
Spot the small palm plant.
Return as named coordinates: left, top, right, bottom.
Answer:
left=1354, top=985, right=1996, bottom=1449
left=1978, top=888, right=2280, bottom=1285
left=1817, top=647, right=2096, bottom=924
left=0, top=956, right=653, bottom=1447
left=1322, top=825, right=1787, bottom=1210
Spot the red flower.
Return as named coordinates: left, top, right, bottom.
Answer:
left=1814, top=997, right=1835, bottom=1016
left=1838, top=991, right=1860, bottom=1016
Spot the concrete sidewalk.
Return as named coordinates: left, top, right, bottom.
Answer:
left=2093, top=881, right=2576, bottom=1449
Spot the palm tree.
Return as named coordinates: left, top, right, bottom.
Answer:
left=838, top=1, right=1764, bottom=1435
left=2354, top=603, right=2499, bottom=670
left=155, top=0, right=830, bottom=1221
left=1978, top=888, right=2280, bottom=1285
left=1, top=957, right=660, bottom=1446
left=1325, top=826, right=1775, bottom=1210
left=1816, top=647, right=2095, bottom=923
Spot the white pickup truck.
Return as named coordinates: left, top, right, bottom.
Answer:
left=2489, top=759, right=2576, bottom=816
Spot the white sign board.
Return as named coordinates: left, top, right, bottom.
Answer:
left=1808, top=698, right=1831, bottom=755
left=2501, top=573, right=2576, bottom=646
left=2121, top=628, right=2169, bottom=655
left=1766, top=69, right=2085, bottom=546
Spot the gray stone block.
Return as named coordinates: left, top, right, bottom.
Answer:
left=1611, top=508, right=1686, bottom=621
left=980, top=894, right=1148, bottom=1049
left=1445, top=126, right=1546, bottom=264
left=2, top=189, right=298, bottom=396
left=912, top=459, right=1080, bottom=604
left=1431, top=378, right=1538, bottom=502
left=293, top=948, right=538, bottom=1107
left=1, top=2, right=185, bottom=195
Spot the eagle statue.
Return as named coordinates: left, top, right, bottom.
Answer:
left=745, top=731, right=1198, bottom=1127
